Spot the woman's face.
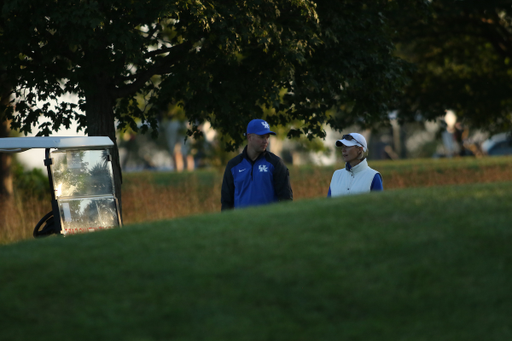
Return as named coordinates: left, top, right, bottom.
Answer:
left=341, top=144, right=363, bottom=164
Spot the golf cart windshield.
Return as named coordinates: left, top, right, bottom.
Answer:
left=0, top=136, right=122, bottom=237
left=50, top=148, right=120, bottom=235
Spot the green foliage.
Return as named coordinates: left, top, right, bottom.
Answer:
left=1, top=182, right=512, bottom=340
left=11, top=159, right=49, bottom=201
left=391, top=0, right=512, bottom=132
left=0, top=0, right=416, bottom=149
left=286, top=0, right=416, bottom=136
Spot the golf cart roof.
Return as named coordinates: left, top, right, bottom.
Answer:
left=0, top=136, right=114, bottom=153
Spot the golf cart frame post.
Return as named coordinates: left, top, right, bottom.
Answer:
left=0, top=136, right=122, bottom=237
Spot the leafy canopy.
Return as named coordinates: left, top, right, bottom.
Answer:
left=1, top=0, right=412, bottom=149
left=391, top=0, right=512, bottom=132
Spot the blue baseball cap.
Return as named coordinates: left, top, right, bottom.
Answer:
left=246, top=119, right=276, bottom=136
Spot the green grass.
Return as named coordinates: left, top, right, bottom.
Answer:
left=1, top=182, right=512, bottom=341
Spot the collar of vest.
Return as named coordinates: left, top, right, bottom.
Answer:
left=345, top=158, right=369, bottom=174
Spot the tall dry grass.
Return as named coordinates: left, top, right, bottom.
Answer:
left=116, top=157, right=512, bottom=223
left=291, top=160, right=512, bottom=198
left=0, top=193, right=52, bottom=244
left=2, top=157, right=512, bottom=245
left=121, top=172, right=222, bottom=224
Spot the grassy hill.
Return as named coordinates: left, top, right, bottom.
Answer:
left=3, top=156, right=512, bottom=244
left=1, top=182, right=511, bottom=341
left=121, top=156, right=512, bottom=223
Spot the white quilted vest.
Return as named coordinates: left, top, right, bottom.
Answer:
left=329, top=159, right=379, bottom=197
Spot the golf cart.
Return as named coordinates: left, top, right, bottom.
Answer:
left=0, top=136, right=122, bottom=238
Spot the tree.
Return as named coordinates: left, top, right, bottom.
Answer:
left=0, top=0, right=412, bottom=215
left=0, top=81, right=13, bottom=198
left=391, top=0, right=512, bottom=133
left=279, top=0, right=415, bottom=137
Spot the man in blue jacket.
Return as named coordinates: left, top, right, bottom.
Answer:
left=221, top=119, right=293, bottom=210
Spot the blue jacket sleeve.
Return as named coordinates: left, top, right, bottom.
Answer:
left=370, top=173, right=383, bottom=191
left=221, top=156, right=242, bottom=210
left=273, top=157, right=293, bottom=201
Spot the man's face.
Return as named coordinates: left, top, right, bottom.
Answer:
left=248, top=133, right=270, bottom=153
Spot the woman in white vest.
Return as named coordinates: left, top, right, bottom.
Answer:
left=328, top=133, right=383, bottom=197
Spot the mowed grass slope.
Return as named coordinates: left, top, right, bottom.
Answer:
left=1, top=182, right=512, bottom=341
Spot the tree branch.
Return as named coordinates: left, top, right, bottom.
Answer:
left=481, top=9, right=512, bottom=59
left=111, top=40, right=193, bottom=98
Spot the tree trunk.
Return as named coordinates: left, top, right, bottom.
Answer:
left=85, top=84, right=123, bottom=222
left=0, top=130, right=12, bottom=198
left=0, top=88, right=12, bottom=198
left=0, top=85, right=13, bottom=233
